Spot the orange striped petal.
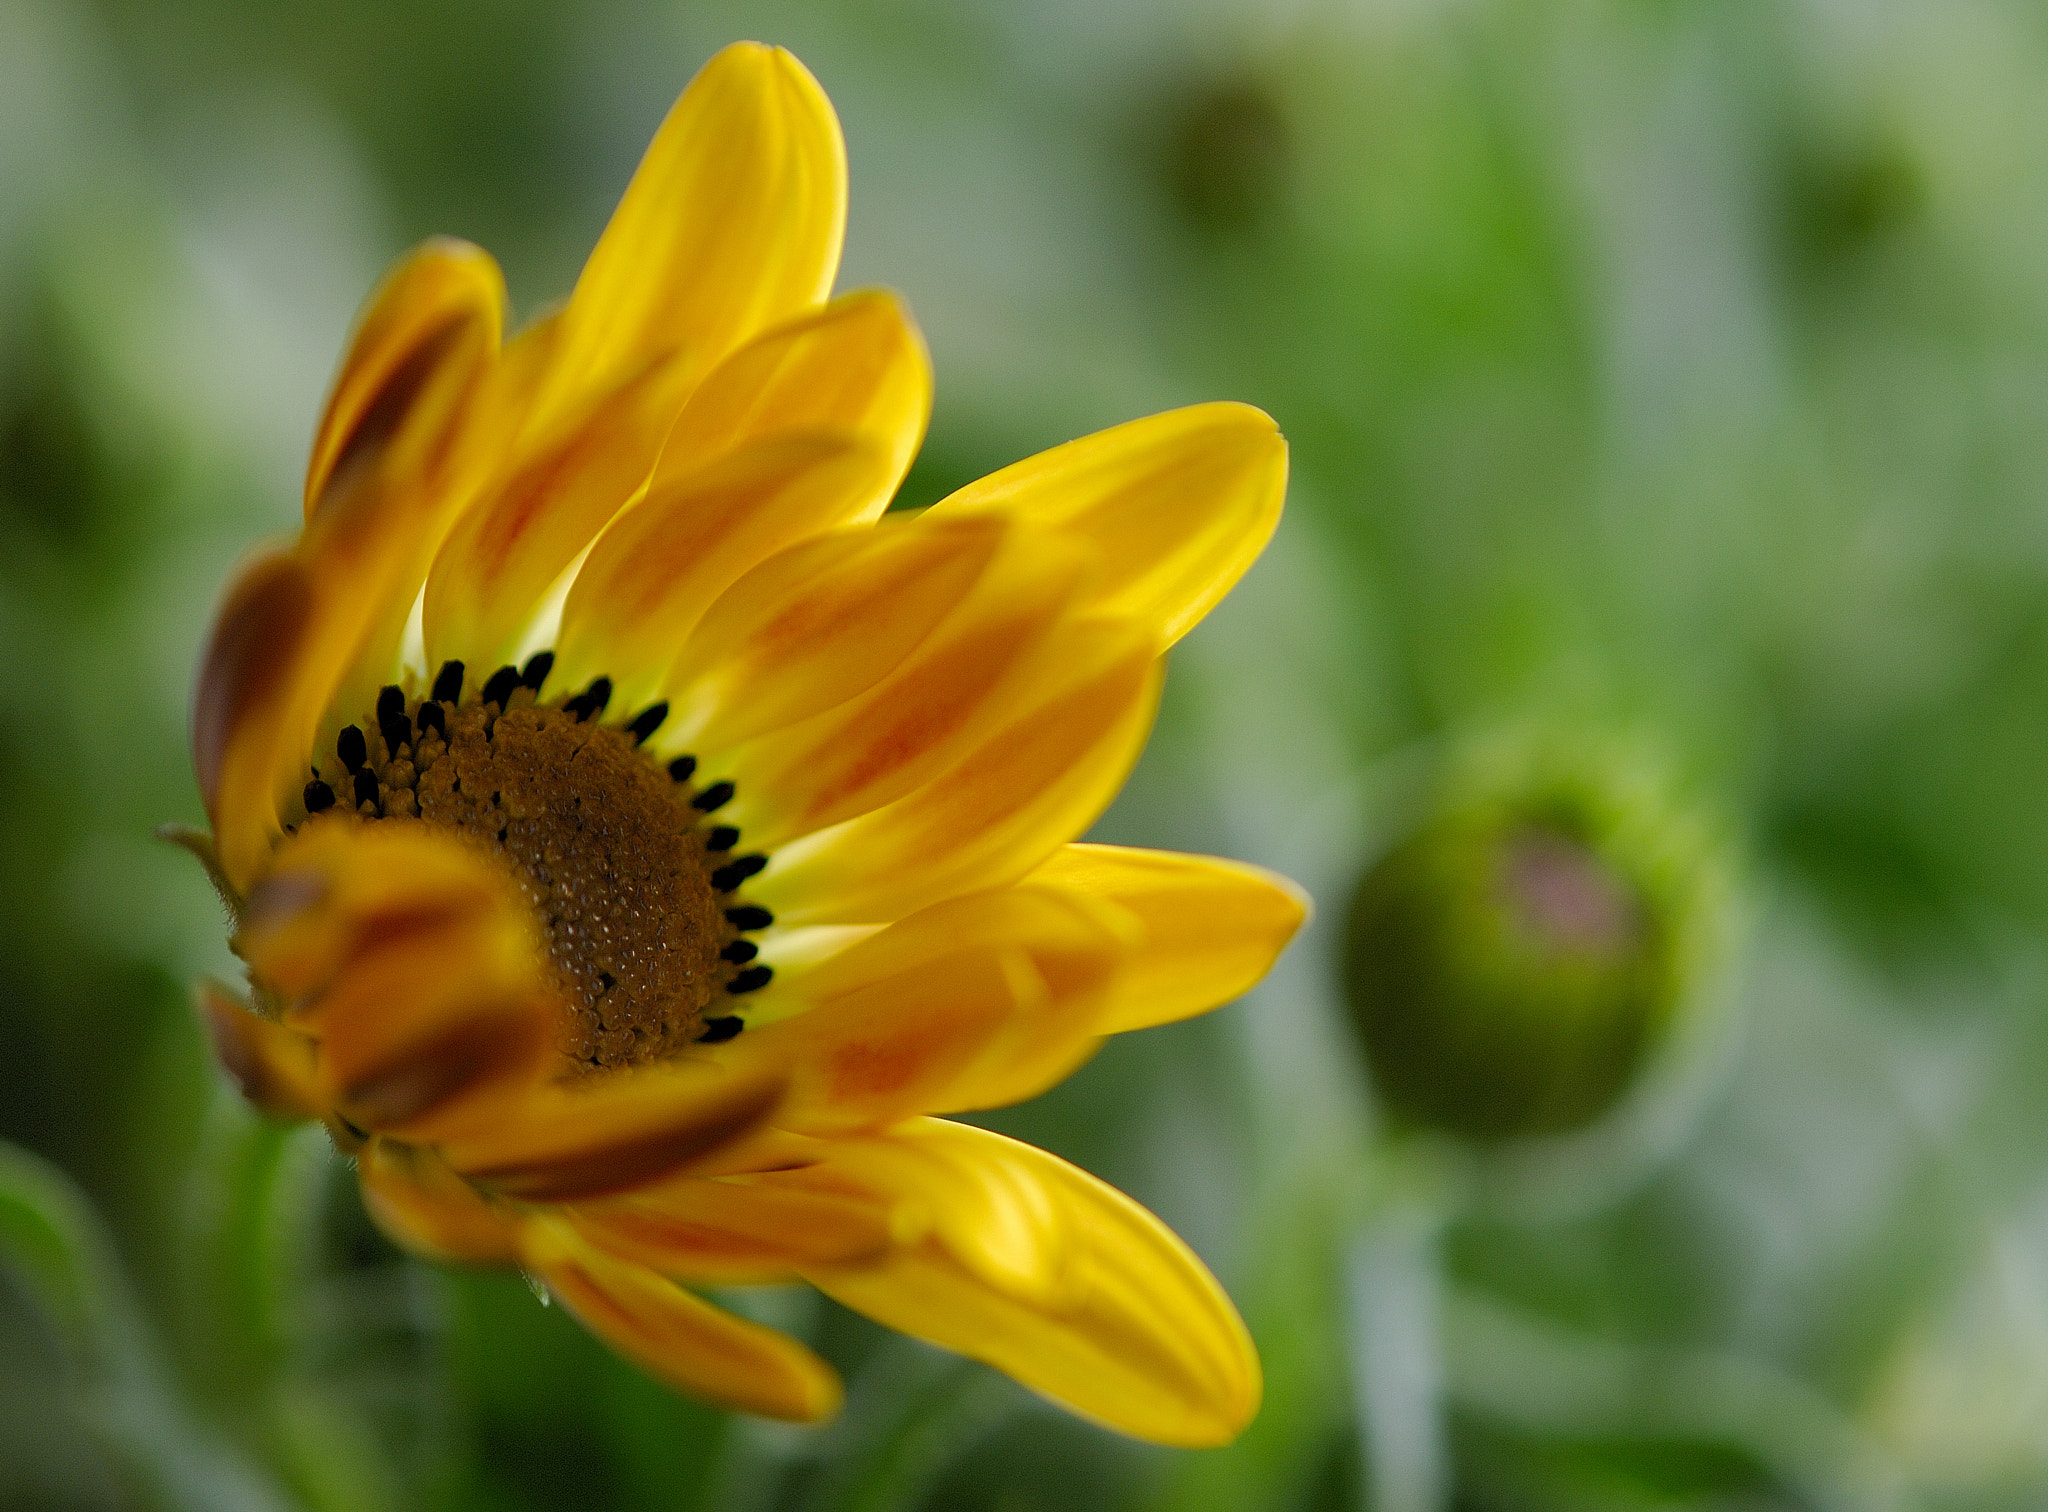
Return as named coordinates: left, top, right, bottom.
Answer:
left=927, top=402, right=1287, bottom=648
left=195, top=978, right=320, bottom=1121
left=233, top=822, right=556, bottom=1139
left=665, top=513, right=1008, bottom=750
left=358, top=1139, right=523, bottom=1266
left=568, top=1175, right=894, bottom=1283
left=233, top=821, right=537, bottom=1004
left=200, top=291, right=499, bottom=890
left=654, top=288, right=929, bottom=497
left=436, top=1057, right=788, bottom=1203
left=745, top=886, right=1131, bottom=1129
left=521, top=1216, right=842, bottom=1422
left=752, top=620, right=1161, bottom=925
left=322, top=310, right=565, bottom=729
left=1027, top=845, right=1309, bottom=1033
left=550, top=430, right=894, bottom=708
left=304, top=238, right=507, bottom=518
left=803, top=1120, right=1259, bottom=1447
left=421, top=352, right=690, bottom=673
left=192, top=548, right=316, bottom=886
left=754, top=952, right=1026, bottom=1133
left=314, top=978, right=554, bottom=1141
left=533, top=42, right=846, bottom=432
left=713, top=532, right=1093, bottom=850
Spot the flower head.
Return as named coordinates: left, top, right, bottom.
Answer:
left=179, top=42, right=1303, bottom=1445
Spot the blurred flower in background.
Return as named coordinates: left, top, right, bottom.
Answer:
left=12, top=1, right=2048, bottom=1510
left=1342, top=735, right=1734, bottom=1144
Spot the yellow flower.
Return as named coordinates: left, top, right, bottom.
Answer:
left=177, top=42, right=1304, bottom=1446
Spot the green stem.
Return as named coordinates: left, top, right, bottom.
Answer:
left=1341, top=1138, right=1466, bottom=1512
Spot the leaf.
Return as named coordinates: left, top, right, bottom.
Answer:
left=0, top=1139, right=296, bottom=1512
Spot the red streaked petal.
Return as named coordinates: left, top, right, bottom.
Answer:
left=305, top=238, right=507, bottom=518
left=549, top=429, right=894, bottom=710
left=666, top=512, right=1008, bottom=750
left=358, top=1138, right=523, bottom=1266
left=753, top=620, right=1161, bottom=925
left=194, top=977, right=320, bottom=1121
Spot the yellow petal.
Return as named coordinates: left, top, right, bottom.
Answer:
left=533, top=42, right=846, bottom=430
left=303, top=237, right=507, bottom=518
left=927, top=402, right=1287, bottom=648
left=358, top=1138, right=523, bottom=1266
left=654, top=288, right=929, bottom=498
left=568, top=1174, right=894, bottom=1283
left=752, top=1129, right=1057, bottom=1301
left=522, top=1215, right=842, bottom=1422
left=549, top=430, right=894, bottom=710
left=421, top=352, right=691, bottom=673
left=665, top=512, right=1009, bottom=750
left=752, top=619, right=1161, bottom=925
left=194, top=978, right=320, bottom=1121
left=746, top=885, right=1131, bottom=1128
left=804, top=1120, right=1260, bottom=1447
left=436, top=1056, right=788, bottom=1203
left=1027, top=845, right=1310, bottom=1033
left=713, top=531, right=1093, bottom=850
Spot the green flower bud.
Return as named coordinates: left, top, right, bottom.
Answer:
left=1341, top=740, right=1730, bottom=1143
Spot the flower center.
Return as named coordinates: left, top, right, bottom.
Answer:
left=302, top=656, right=773, bottom=1071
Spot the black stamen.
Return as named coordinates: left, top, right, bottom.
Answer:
left=416, top=701, right=446, bottom=740
left=668, top=755, right=698, bottom=783
left=481, top=665, right=520, bottom=709
left=691, top=780, right=735, bottom=812
left=352, top=768, right=380, bottom=810
left=724, top=905, right=773, bottom=932
left=726, top=966, right=773, bottom=995
left=697, top=1015, right=745, bottom=1043
left=337, top=725, right=368, bottom=773
left=711, top=854, right=768, bottom=892
left=432, top=660, right=465, bottom=704
left=720, top=939, right=758, bottom=964
left=520, top=650, right=555, bottom=690
left=627, top=702, right=668, bottom=744
left=705, top=825, right=740, bottom=854
left=377, top=684, right=410, bottom=758
left=303, top=780, right=335, bottom=814
left=564, top=677, right=613, bottom=722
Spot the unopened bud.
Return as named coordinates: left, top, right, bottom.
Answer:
left=1341, top=742, right=1729, bottom=1142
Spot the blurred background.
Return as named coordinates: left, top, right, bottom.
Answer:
left=4, top=0, right=2048, bottom=1507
